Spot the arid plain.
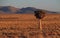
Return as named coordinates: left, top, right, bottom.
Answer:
left=0, top=14, right=60, bottom=38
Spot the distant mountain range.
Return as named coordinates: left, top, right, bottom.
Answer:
left=0, top=6, right=59, bottom=14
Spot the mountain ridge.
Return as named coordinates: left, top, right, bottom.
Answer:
left=0, top=6, right=59, bottom=14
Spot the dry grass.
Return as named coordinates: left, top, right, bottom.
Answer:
left=0, top=14, right=60, bottom=38
left=42, top=14, right=60, bottom=38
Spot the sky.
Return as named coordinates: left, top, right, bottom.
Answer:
left=0, top=0, right=60, bottom=12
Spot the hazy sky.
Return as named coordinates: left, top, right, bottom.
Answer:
left=0, top=0, right=60, bottom=12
